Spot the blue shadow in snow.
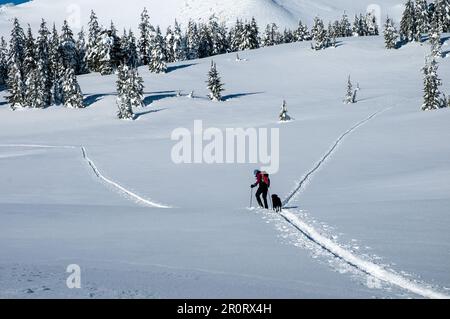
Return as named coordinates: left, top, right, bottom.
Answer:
left=144, top=92, right=177, bottom=106
left=134, top=108, right=167, bottom=120
left=223, top=92, right=264, bottom=101
left=166, top=63, right=197, bottom=73
left=83, top=93, right=115, bottom=107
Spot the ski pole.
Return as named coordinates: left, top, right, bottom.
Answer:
left=268, top=189, right=273, bottom=210
left=250, top=188, right=253, bottom=208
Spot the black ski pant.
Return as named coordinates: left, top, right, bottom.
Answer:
left=255, top=184, right=269, bottom=209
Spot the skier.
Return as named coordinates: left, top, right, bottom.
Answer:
left=251, top=170, right=270, bottom=209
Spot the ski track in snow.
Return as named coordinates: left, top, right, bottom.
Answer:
left=80, top=146, right=171, bottom=209
left=271, top=108, right=450, bottom=299
left=0, top=144, right=171, bottom=209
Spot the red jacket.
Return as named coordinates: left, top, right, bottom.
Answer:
left=253, top=172, right=270, bottom=188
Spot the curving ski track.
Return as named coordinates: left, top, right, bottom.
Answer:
left=274, top=109, right=449, bottom=299
left=0, top=144, right=170, bottom=209
left=80, top=146, right=171, bottom=209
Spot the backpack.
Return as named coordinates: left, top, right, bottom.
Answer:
left=260, top=171, right=270, bottom=187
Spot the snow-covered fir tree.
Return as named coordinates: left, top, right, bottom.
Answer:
left=429, top=18, right=442, bottom=58
left=62, top=67, right=84, bottom=108
left=186, top=20, right=200, bottom=60
left=116, top=64, right=135, bottom=120
left=209, top=15, right=228, bottom=55
left=262, top=23, right=281, bottom=47
left=415, top=0, right=430, bottom=41
left=294, top=20, right=310, bottom=41
left=165, top=26, right=175, bottom=63
left=121, top=29, right=139, bottom=68
left=36, top=19, right=52, bottom=106
left=87, top=10, right=101, bottom=71
left=422, top=56, right=442, bottom=110
left=6, top=61, right=25, bottom=110
left=343, top=75, right=358, bottom=104
left=433, top=0, right=450, bottom=32
left=93, top=28, right=121, bottom=75
left=129, top=67, right=144, bottom=108
left=283, top=28, right=295, bottom=43
left=49, top=23, right=64, bottom=105
left=400, top=0, right=417, bottom=42
left=327, top=22, right=338, bottom=47
left=173, top=20, right=187, bottom=62
left=198, top=23, right=213, bottom=58
left=279, top=100, right=292, bottom=122
left=149, top=26, right=167, bottom=74
left=23, top=25, right=37, bottom=75
left=366, top=12, right=379, bottom=36
left=75, top=28, right=89, bottom=75
left=207, top=60, right=224, bottom=101
left=230, top=19, right=244, bottom=51
left=8, top=18, right=26, bottom=73
left=60, top=20, right=78, bottom=72
left=0, top=37, right=7, bottom=86
left=240, top=19, right=260, bottom=50
left=311, top=17, right=331, bottom=50
left=340, top=12, right=353, bottom=37
left=138, top=7, right=153, bottom=65
left=24, top=66, right=45, bottom=108
left=384, top=17, right=400, bottom=49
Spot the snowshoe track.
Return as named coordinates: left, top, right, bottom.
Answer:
left=274, top=109, right=449, bottom=299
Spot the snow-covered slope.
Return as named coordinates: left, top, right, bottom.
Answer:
left=1, top=34, right=449, bottom=298
left=0, top=0, right=405, bottom=36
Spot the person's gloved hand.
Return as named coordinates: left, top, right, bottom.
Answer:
left=250, top=184, right=256, bottom=189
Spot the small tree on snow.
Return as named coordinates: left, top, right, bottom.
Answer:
left=344, top=75, right=359, bottom=104
left=116, top=64, right=135, bottom=120
left=207, top=61, right=224, bottom=101
left=429, top=20, right=442, bottom=58
left=149, top=27, right=167, bottom=74
left=384, top=17, right=399, bottom=49
left=279, top=100, right=292, bottom=122
left=6, top=61, right=25, bottom=110
left=129, top=67, right=144, bottom=108
left=62, top=67, right=84, bottom=108
left=422, top=57, right=442, bottom=111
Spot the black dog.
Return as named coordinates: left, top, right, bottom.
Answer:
left=271, top=194, right=282, bottom=212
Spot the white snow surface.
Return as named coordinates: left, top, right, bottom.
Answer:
left=1, top=33, right=450, bottom=298
left=0, top=0, right=405, bottom=36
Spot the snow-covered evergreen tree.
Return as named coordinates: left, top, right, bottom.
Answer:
left=75, top=28, right=89, bottom=75
left=6, top=61, right=25, bottom=110
left=60, top=20, right=78, bottom=72
left=262, top=23, right=281, bottom=47
left=165, top=26, right=175, bottom=63
left=8, top=18, right=26, bottom=73
left=343, top=75, right=358, bottom=104
left=422, top=56, right=442, bottom=110
left=283, top=28, right=295, bottom=43
left=434, top=0, right=450, bottom=32
left=311, top=17, right=331, bottom=50
left=340, top=12, right=353, bottom=37
left=36, top=19, right=52, bottom=106
left=116, top=64, right=135, bottom=120
left=207, top=60, right=224, bottom=101
left=279, top=100, right=292, bottom=122
left=51, top=56, right=65, bottom=106
left=384, top=17, right=400, bottom=49
left=400, top=0, right=417, bottom=42
left=366, top=12, right=379, bottom=36
left=0, top=37, right=7, bottom=86
left=415, top=0, right=430, bottom=41
left=24, top=66, right=45, bottom=108
left=173, top=20, right=187, bottom=62
left=87, top=10, right=101, bottom=71
left=240, top=20, right=259, bottom=50
left=294, top=20, right=310, bottom=41
left=198, top=23, right=213, bottom=58
left=429, top=18, right=442, bottom=57
left=93, top=28, right=121, bottom=75
left=62, top=67, right=84, bottom=108
left=121, top=29, right=139, bottom=68
left=327, top=22, right=338, bottom=47
left=138, top=7, right=153, bottom=65
left=230, top=19, right=244, bottom=51
left=149, top=26, right=167, bottom=74
left=209, top=15, right=228, bottom=55
left=186, top=20, right=200, bottom=60
left=129, top=67, right=144, bottom=108
left=23, top=25, right=37, bottom=75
